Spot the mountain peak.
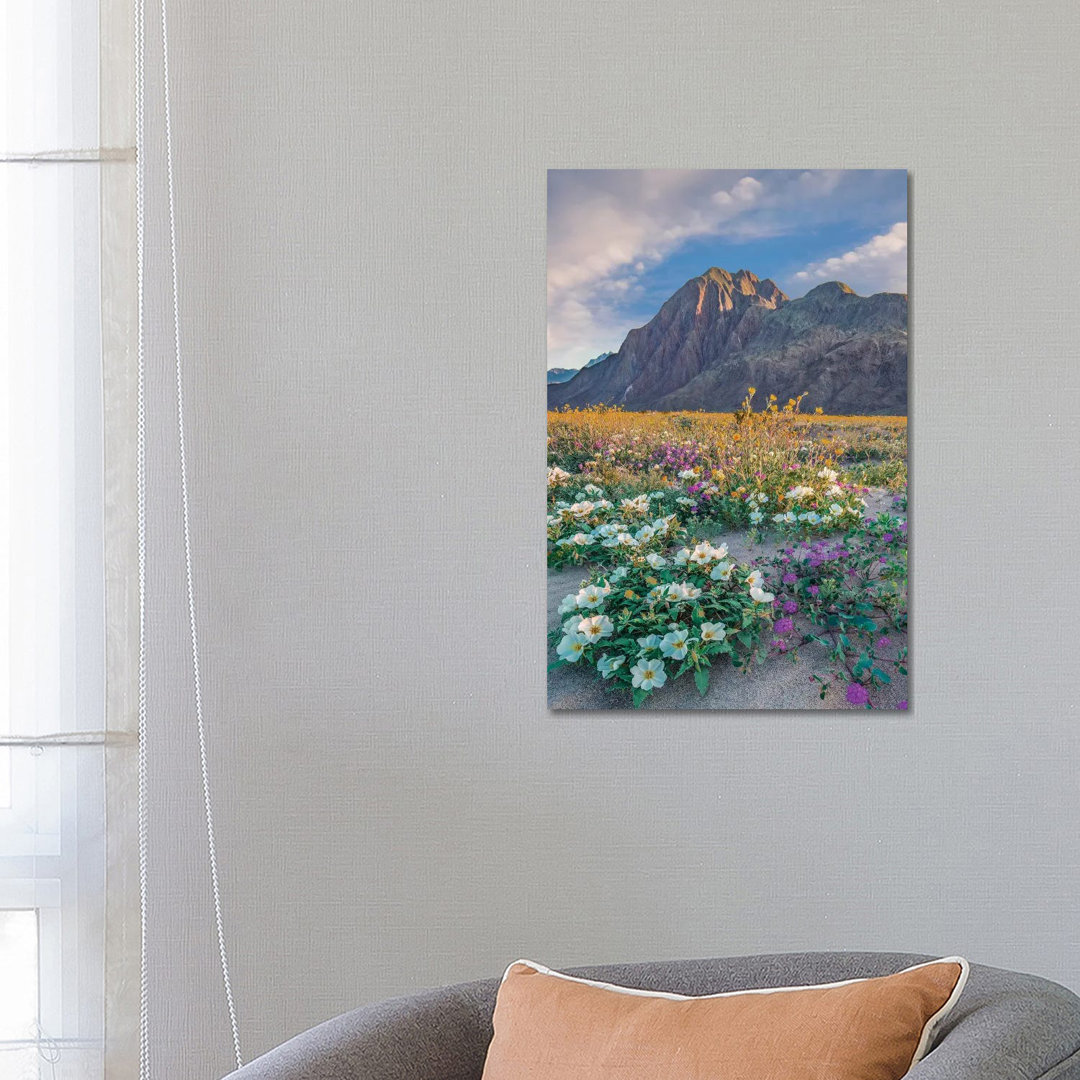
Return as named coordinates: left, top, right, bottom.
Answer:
left=693, top=267, right=785, bottom=299
left=805, top=280, right=855, bottom=298
left=699, top=266, right=758, bottom=284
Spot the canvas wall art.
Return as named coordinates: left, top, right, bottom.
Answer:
left=547, top=169, right=908, bottom=710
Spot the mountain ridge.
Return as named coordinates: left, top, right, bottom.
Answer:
left=548, top=268, right=907, bottom=415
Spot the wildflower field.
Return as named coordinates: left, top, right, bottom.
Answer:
left=547, top=392, right=908, bottom=710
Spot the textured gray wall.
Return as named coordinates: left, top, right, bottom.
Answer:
left=138, top=1, right=1080, bottom=1076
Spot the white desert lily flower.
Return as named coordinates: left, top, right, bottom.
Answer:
left=710, top=561, right=735, bottom=582
left=699, top=621, right=726, bottom=642
left=688, top=542, right=719, bottom=566
left=749, top=510, right=764, bottom=524
left=673, top=547, right=692, bottom=566
left=556, top=633, right=589, bottom=662
left=636, top=634, right=662, bottom=653
left=681, top=584, right=702, bottom=600
left=568, top=501, right=595, bottom=517
left=660, top=629, right=691, bottom=659
left=577, top=615, right=614, bottom=642
left=645, top=552, right=667, bottom=568
left=647, top=585, right=666, bottom=602
left=745, top=570, right=765, bottom=590
left=547, top=466, right=571, bottom=487
left=609, top=566, right=630, bottom=582
left=597, top=654, right=625, bottom=679
left=749, top=586, right=775, bottom=604
left=557, top=593, right=578, bottom=614
left=576, top=584, right=608, bottom=609
left=630, top=658, right=667, bottom=690
left=662, top=583, right=686, bottom=603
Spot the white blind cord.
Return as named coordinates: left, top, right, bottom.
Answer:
left=158, top=0, right=244, bottom=1065
left=133, top=0, right=151, bottom=1074
left=134, top=0, right=244, bottom=1070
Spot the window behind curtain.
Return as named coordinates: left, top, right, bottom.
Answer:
left=1, top=2, right=109, bottom=1077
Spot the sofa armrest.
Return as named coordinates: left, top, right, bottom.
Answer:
left=221, top=980, right=496, bottom=1080
left=909, top=967, right=1080, bottom=1080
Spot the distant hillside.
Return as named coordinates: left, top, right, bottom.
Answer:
left=548, top=352, right=614, bottom=385
left=548, top=268, right=907, bottom=415
left=547, top=368, right=578, bottom=384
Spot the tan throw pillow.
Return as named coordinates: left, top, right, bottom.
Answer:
left=481, top=957, right=968, bottom=1080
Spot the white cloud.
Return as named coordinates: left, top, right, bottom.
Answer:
left=548, top=172, right=800, bottom=368
left=546, top=171, right=906, bottom=368
left=790, top=222, right=907, bottom=295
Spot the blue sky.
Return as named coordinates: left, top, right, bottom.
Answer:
left=547, top=169, right=908, bottom=369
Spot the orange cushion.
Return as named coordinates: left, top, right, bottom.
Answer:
left=481, top=957, right=968, bottom=1080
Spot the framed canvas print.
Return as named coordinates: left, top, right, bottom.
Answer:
left=547, top=169, right=908, bottom=710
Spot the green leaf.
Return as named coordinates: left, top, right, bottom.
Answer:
left=547, top=660, right=566, bottom=672
left=872, top=667, right=892, bottom=684
left=695, top=667, right=710, bottom=696
left=632, top=688, right=647, bottom=709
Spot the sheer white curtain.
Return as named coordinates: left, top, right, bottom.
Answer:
left=1, top=2, right=136, bottom=1078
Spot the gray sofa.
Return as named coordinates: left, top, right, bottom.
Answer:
left=223, top=952, right=1080, bottom=1079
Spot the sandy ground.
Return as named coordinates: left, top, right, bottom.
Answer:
left=547, top=489, right=908, bottom=711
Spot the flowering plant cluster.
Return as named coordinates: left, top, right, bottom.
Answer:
left=547, top=483, right=685, bottom=568
left=549, top=540, right=775, bottom=707
left=755, top=513, right=908, bottom=708
left=548, top=396, right=906, bottom=510
left=672, top=465, right=868, bottom=535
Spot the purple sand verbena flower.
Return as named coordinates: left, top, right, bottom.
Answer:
left=846, top=683, right=870, bottom=706
left=774, top=617, right=794, bottom=634
left=783, top=600, right=798, bottom=614
left=782, top=572, right=797, bottom=585
left=897, top=700, right=908, bottom=710
left=808, top=585, right=820, bottom=596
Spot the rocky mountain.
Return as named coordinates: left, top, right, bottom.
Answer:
left=548, top=268, right=907, bottom=415
left=584, top=351, right=614, bottom=368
